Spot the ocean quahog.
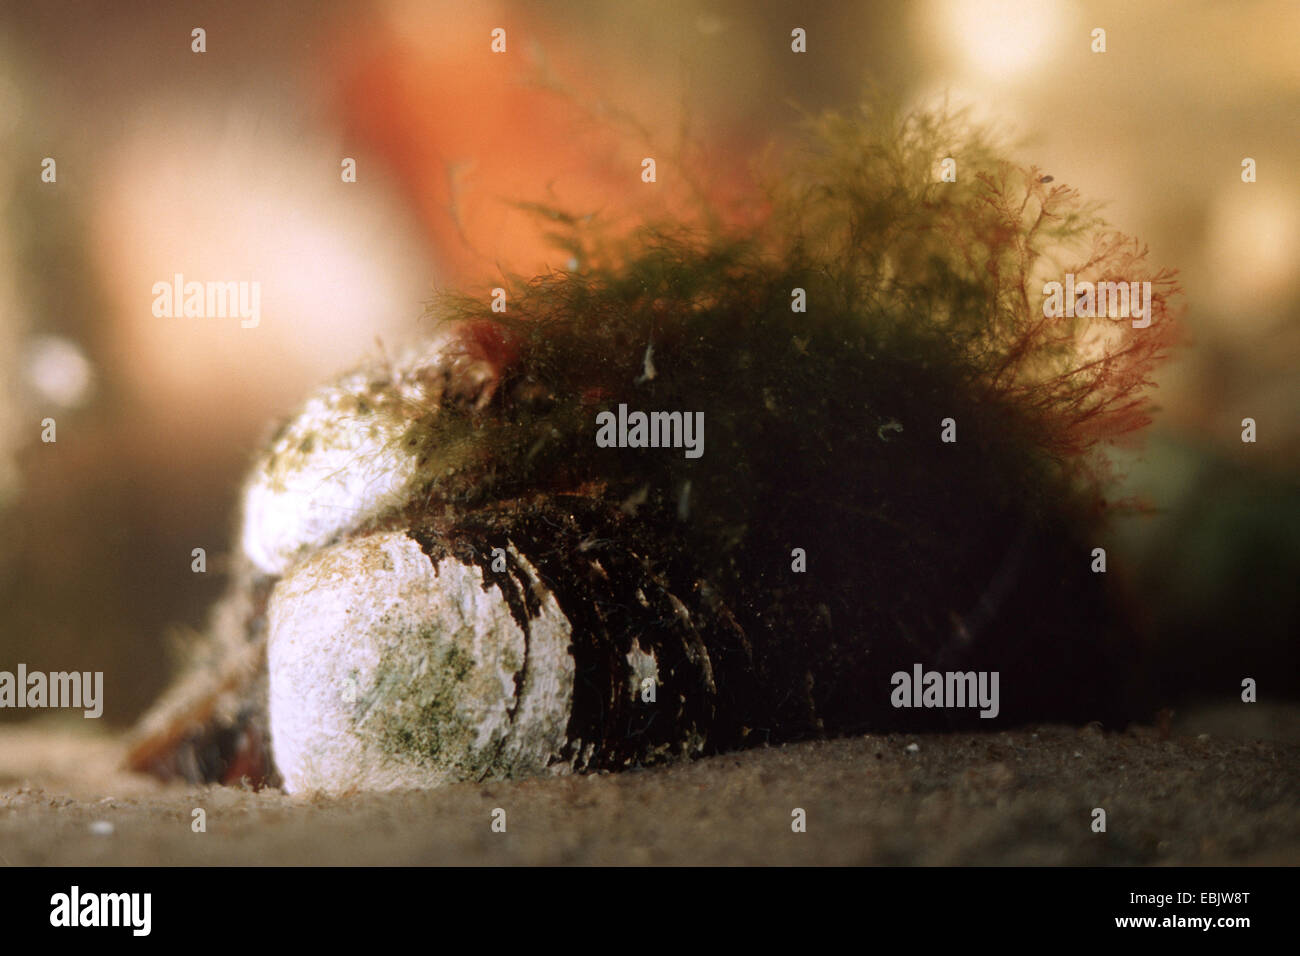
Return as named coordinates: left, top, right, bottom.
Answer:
left=267, top=531, right=575, bottom=793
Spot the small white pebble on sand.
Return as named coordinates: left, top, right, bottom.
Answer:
left=905, top=743, right=920, bottom=753
left=89, top=820, right=114, bottom=836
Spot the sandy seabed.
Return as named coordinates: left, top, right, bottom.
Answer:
left=1, top=706, right=1297, bottom=866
